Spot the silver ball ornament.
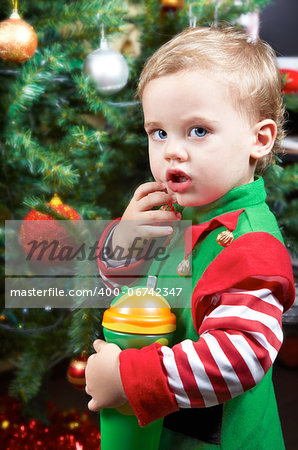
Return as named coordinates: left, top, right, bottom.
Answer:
left=84, top=38, right=129, bottom=95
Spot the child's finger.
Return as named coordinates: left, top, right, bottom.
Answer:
left=142, top=210, right=181, bottom=222
left=88, top=398, right=101, bottom=412
left=133, top=181, right=167, bottom=201
left=137, top=224, right=174, bottom=238
left=139, top=191, right=175, bottom=211
left=93, top=339, right=106, bottom=352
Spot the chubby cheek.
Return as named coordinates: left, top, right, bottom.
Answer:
left=149, top=152, right=163, bottom=182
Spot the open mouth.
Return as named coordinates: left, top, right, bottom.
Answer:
left=166, top=169, right=192, bottom=193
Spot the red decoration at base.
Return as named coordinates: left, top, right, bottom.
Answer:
left=0, top=395, right=100, bottom=449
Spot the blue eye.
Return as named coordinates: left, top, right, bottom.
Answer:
left=190, top=127, right=207, bottom=138
left=153, top=129, right=167, bottom=140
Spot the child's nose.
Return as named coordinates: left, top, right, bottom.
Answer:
left=163, top=140, right=188, bottom=162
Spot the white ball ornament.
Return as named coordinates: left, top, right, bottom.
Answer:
left=84, top=36, right=129, bottom=95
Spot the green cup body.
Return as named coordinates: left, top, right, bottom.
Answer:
left=100, top=327, right=175, bottom=450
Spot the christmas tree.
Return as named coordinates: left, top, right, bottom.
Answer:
left=0, top=0, right=297, bottom=439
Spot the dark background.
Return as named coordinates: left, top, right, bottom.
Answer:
left=260, top=5, right=298, bottom=450
left=260, top=0, right=298, bottom=56
left=260, top=0, right=298, bottom=139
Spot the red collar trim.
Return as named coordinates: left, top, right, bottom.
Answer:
left=184, top=209, right=245, bottom=257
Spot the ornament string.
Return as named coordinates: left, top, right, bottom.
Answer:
left=214, top=1, right=220, bottom=27
left=213, top=0, right=224, bottom=28
left=189, top=4, right=197, bottom=28
left=96, top=13, right=108, bottom=48
left=100, top=23, right=105, bottom=44
left=99, top=22, right=109, bottom=50
left=11, top=0, right=18, bottom=13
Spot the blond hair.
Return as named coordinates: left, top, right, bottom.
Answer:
left=137, top=26, right=285, bottom=172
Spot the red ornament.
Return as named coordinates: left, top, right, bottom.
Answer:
left=20, top=194, right=82, bottom=265
left=280, top=68, right=298, bottom=94
left=67, top=354, right=88, bottom=391
left=0, top=11, right=38, bottom=63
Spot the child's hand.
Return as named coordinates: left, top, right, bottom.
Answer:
left=85, top=339, right=127, bottom=411
left=112, top=181, right=180, bottom=254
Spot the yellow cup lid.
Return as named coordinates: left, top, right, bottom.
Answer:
left=102, top=288, right=176, bottom=335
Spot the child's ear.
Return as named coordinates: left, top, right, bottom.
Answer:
left=250, top=119, right=277, bottom=160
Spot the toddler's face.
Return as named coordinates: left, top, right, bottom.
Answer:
left=142, top=70, right=257, bottom=207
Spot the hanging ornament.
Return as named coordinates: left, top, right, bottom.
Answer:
left=161, top=0, right=184, bottom=12
left=234, top=1, right=260, bottom=43
left=277, top=58, right=298, bottom=94
left=19, top=194, right=82, bottom=265
left=84, top=23, right=129, bottom=95
left=188, top=4, right=197, bottom=28
left=238, top=11, right=260, bottom=43
left=280, top=69, right=298, bottom=94
left=0, top=1, right=38, bottom=63
left=67, top=353, right=88, bottom=391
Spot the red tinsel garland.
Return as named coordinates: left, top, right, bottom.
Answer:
left=0, top=395, right=100, bottom=449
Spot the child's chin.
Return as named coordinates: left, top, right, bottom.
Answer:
left=174, top=199, right=190, bottom=208
left=177, top=198, right=203, bottom=207
left=173, top=194, right=190, bottom=207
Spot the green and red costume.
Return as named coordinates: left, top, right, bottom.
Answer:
left=97, top=177, right=295, bottom=449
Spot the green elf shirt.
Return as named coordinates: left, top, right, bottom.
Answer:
left=98, top=178, right=295, bottom=450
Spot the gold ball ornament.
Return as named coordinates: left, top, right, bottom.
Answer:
left=0, top=11, right=38, bottom=63
left=161, top=0, right=184, bottom=7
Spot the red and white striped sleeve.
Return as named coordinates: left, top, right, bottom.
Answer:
left=119, top=233, right=295, bottom=427
left=161, top=286, right=283, bottom=408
